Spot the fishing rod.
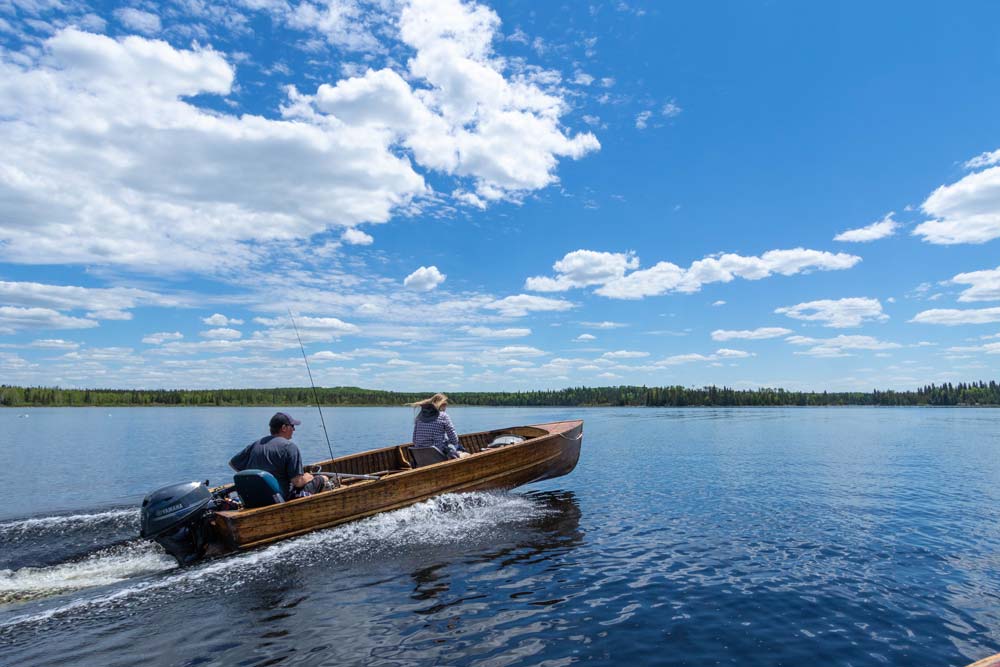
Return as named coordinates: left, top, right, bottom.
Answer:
left=289, top=310, right=341, bottom=487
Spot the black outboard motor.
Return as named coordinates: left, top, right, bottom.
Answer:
left=140, top=481, right=216, bottom=566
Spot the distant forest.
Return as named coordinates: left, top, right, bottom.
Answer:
left=2, top=382, right=999, bottom=407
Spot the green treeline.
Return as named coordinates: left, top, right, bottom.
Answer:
left=1, top=381, right=999, bottom=407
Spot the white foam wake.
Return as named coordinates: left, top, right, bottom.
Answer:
left=0, top=542, right=176, bottom=604
left=0, top=491, right=547, bottom=628
left=0, top=509, right=137, bottom=536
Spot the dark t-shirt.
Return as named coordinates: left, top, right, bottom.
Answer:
left=229, top=435, right=304, bottom=500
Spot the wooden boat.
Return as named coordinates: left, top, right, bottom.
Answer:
left=141, top=420, right=583, bottom=564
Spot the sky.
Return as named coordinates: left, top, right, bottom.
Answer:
left=1, top=0, right=999, bottom=392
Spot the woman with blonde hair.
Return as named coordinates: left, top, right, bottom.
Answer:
left=409, top=393, right=470, bottom=460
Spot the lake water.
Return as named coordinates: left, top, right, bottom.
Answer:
left=2, top=406, right=1000, bottom=666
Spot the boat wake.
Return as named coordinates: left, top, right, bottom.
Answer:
left=0, top=491, right=551, bottom=630
left=0, top=541, right=175, bottom=604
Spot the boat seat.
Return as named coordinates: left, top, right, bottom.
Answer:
left=407, top=446, right=447, bottom=467
left=234, top=469, right=285, bottom=508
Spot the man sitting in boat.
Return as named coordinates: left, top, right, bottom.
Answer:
left=229, top=412, right=329, bottom=500
left=409, top=393, right=470, bottom=460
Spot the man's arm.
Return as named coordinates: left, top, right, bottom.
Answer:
left=287, top=444, right=314, bottom=488
left=290, top=472, right=314, bottom=488
left=229, top=444, right=253, bottom=471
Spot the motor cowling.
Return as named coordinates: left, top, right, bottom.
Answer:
left=140, top=481, right=214, bottom=566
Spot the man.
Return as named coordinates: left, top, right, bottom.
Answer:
left=229, top=412, right=328, bottom=500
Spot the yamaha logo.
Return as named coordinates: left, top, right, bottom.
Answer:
left=156, top=503, right=183, bottom=517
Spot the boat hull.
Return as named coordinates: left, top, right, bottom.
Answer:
left=206, top=419, right=583, bottom=554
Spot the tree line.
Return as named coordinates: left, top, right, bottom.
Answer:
left=1, top=381, right=998, bottom=407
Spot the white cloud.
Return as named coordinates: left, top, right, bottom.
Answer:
left=0, top=13, right=598, bottom=272
left=712, top=300, right=726, bottom=306
left=464, top=326, right=531, bottom=338
left=910, top=306, right=1000, bottom=326
left=201, top=327, right=242, bottom=340
left=775, top=297, right=888, bottom=328
left=30, top=338, right=80, bottom=349
left=142, top=331, right=184, bottom=345
left=0, top=306, right=99, bottom=333
left=404, top=265, right=446, bottom=291
left=0, top=281, right=166, bottom=319
left=342, top=228, right=374, bottom=245
left=113, top=8, right=162, bottom=34
left=493, top=345, right=546, bottom=357
left=965, top=149, right=1000, bottom=170
left=575, top=333, right=596, bottom=341
left=601, top=350, right=649, bottom=359
left=635, top=110, right=652, bottom=129
left=711, top=327, right=793, bottom=341
left=715, top=348, right=752, bottom=358
left=310, top=350, right=351, bottom=361
left=662, top=100, right=682, bottom=117
left=786, top=334, right=902, bottom=357
left=579, top=320, right=625, bottom=329
left=949, top=266, right=1000, bottom=302
left=654, top=349, right=752, bottom=366
left=913, top=160, right=1000, bottom=244
left=834, top=212, right=900, bottom=242
left=525, top=250, right=638, bottom=292
left=947, top=341, right=1000, bottom=355
left=484, top=294, right=575, bottom=317
left=600, top=248, right=860, bottom=299
left=202, top=313, right=244, bottom=326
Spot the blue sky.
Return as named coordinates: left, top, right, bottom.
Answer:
left=1, top=0, right=999, bottom=391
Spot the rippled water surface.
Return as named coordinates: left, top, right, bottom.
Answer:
left=2, top=406, right=1000, bottom=666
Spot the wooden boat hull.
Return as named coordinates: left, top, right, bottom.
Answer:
left=205, top=419, right=583, bottom=555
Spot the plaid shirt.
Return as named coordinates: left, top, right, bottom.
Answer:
left=412, top=411, right=463, bottom=458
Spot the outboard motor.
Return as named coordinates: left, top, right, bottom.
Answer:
left=140, top=481, right=216, bottom=566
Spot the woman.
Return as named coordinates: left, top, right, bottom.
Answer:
left=410, top=393, right=470, bottom=459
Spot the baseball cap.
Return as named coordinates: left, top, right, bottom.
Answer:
left=269, top=412, right=301, bottom=430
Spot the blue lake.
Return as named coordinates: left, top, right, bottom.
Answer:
left=2, top=406, right=1000, bottom=666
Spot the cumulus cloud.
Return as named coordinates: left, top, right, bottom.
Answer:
left=711, top=327, right=793, bottom=341
left=579, top=321, right=625, bottom=329
left=30, top=338, right=80, bottom=349
left=0, top=7, right=597, bottom=272
left=484, top=294, right=575, bottom=317
left=635, top=110, right=652, bottom=129
left=0, top=306, right=99, bottom=334
left=202, top=313, right=244, bottom=326
left=654, top=348, right=752, bottom=366
left=601, top=350, right=649, bottom=359
left=775, top=298, right=888, bottom=328
left=404, top=265, right=446, bottom=291
left=913, top=154, right=1000, bottom=244
left=574, top=333, right=596, bottom=341
left=464, top=326, right=531, bottom=338
left=527, top=248, right=860, bottom=299
left=662, top=100, right=682, bottom=117
left=342, top=228, right=374, bottom=245
left=0, top=281, right=166, bottom=320
left=712, top=300, right=726, bottom=306
left=525, top=250, right=638, bottom=292
left=786, top=334, right=902, bottom=357
left=910, top=306, right=1000, bottom=325
left=949, top=266, right=1000, bottom=302
left=834, top=213, right=900, bottom=242
left=113, top=8, right=161, bottom=34
left=142, top=331, right=184, bottom=345
left=201, top=327, right=242, bottom=340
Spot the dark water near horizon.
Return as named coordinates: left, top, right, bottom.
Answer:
left=2, top=406, right=1000, bottom=666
